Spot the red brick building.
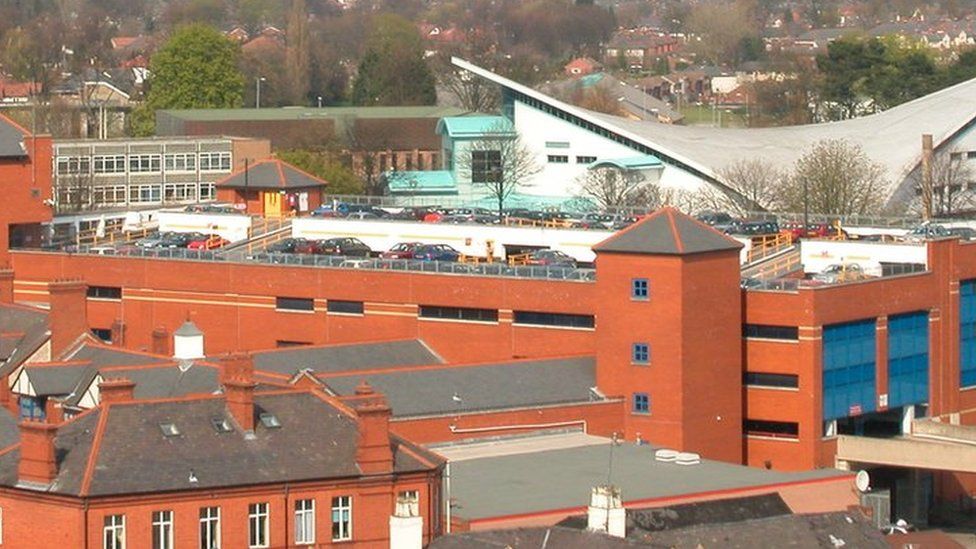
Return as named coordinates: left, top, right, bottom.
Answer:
left=0, top=113, right=52, bottom=263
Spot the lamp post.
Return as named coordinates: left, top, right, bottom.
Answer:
left=255, top=76, right=266, bottom=109
left=317, top=96, right=323, bottom=108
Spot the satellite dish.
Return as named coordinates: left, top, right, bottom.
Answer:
left=855, top=470, right=870, bottom=492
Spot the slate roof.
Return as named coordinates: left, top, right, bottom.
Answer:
left=249, top=339, right=442, bottom=378
left=429, top=527, right=642, bottom=549
left=0, top=305, right=50, bottom=378
left=322, top=356, right=599, bottom=417
left=173, top=320, right=202, bottom=337
left=593, top=207, right=742, bottom=255
left=0, top=392, right=443, bottom=496
left=68, top=343, right=170, bottom=368
left=60, top=362, right=221, bottom=407
left=215, top=159, right=327, bottom=190
left=0, top=408, right=19, bottom=450
left=24, top=364, right=95, bottom=397
left=0, top=115, right=27, bottom=158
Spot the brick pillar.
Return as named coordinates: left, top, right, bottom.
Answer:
left=0, top=268, right=14, bottom=304
left=151, top=327, right=169, bottom=356
left=18, top=420, right=58, bottom=485
left=353, top=381, right=394, bottom=475
left=44, top=399, right=64, bottom=424
left=48, top=279, right=89, bottom=358
left=110, top=319, right=125, bottom=347
left=99, top=378, right=135, bottom=404
left=876, top=316, right=889, bottom=411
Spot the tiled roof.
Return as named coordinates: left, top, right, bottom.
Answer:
left=0, top=114, right=28, bottom=158
left=249, top=339, right=442, bottom=378
left=215, top=159, right=327, bottom=190
left=0, top=305, right=50, bottom=378
left=593, top=207, right=741, bottom=255
left=430, top=527, right=642, bottom=548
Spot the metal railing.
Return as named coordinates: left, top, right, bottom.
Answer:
left=743, top=262, right=928, bottom=292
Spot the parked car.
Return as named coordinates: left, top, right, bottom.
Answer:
left=412, top=244, right=461, bottom=262
left=266, top=237, right=306, bottom=254
left=160, top=232, right=205, bottom=248
left=135, top=233, right=170, bottom=249
left=310, top=203, right=349, bottom=217
left=293, top=239, right=325, bottom=255
left=345, top=211, right=381, bottom=220
left=696, top=211, right=735, bottom=228
left=187, top=234, right=230, bottom=250
left=576, top=213, right=616, bottom=230
left=526, top=249, right=577, bottom=268
left=905, top=223, right=949, bottom=242
left=810, top=263, right=877, bottom=284
left=380, top=242, right=423, bottom=259
left=948, top=227, right=976, bottom=240
left=611, top=216, right=641, bottom=230
left=782, top=222, right=831, bottom=240
left=318, top=237, right=372, bottom=257
left=726, top=220, right=779, bottom=236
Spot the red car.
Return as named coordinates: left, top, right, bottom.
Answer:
left=380, top=242, right=423, bottom=259
left=186, top=234, right=229, bottom=250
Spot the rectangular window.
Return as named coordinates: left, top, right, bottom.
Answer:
left=276, top=297, right=314, bottom=312
left=129, top=184, right=162, bottom=203
left=103, top=515, right=125, bottom=549
left=513, top=311, right=595, bottom=328
left=19, top=396, right=44, bottom=421
left=276, top=340, right=312, bottom=348
left=546, top=155, right=569, bottom=163
left=93, top=155, right=126, bottom=174
left=200, top=183, right=216, bottom=201
left=199, top=152, right=232, bottom=172
left=471, top=150, right=502, bottom=184
left=128, top=154, right=161, bottom=173
left=419, top=305, right=498, bottom=323
left=744, top=419, right=799, bottom=439
left=744, top=324, right=799, bottom=340
left=544, top=141, right=570, bottom=148
left=331, top=496, right=352, bottom=542
left=199, top=507, right=220, bottom=549
left=164, top=153, right=197, bottom=172
left=93, top=185, right=128, bottom=204
left=968, top=151, right=976, bottom=160
left=88, top=286, right=122, bottom=300
left=152, top=511, right=173, bottom=549
left=56, top=156, right=91, bottom=175
left=632, top=278, right=649, bottom=300
left=163, top=183, right=198, bottom=202
left=326, top=300, right=364, bottom=315
left=962, top=281, right=976, bottom=388
left=633, top=393, right=650, bottom=414
left=248, top=503, right=269, bottom=548
left=576, top=155, right=597, bottom=164
left=888, top=311, right=929, bottom=407
left=823, top=319, right=877, bottom=421
left=295, top=499, right=315, bottom=545
left=632, top=343, right=650, bottom=364
left=744, top=372, right=799, bottom=389
left=91, top=328, right=112, bottom=343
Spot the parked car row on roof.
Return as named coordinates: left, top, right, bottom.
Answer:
left=135, top=232, right=228, bottom=250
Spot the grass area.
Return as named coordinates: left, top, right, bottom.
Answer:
left=679, top=104, right=749, bottom=128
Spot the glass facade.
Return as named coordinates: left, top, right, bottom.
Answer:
left=823, top=319, right=876, bottom=421
left=962, top=280, right=976, bottom=388
left=887, top=311, right=929, bottom=408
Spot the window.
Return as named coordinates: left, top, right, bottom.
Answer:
left=164, top=153, right=197, bottom=172
left=545, top=141, right=570, bottom=148
left=19, top=396, right=44, bottom=421
left=576, top=155, right=597, bottom=164
left=887, top=311, right=929, bottom=408
left=199, top=507, right=220, bottom=549
left=968, top=151, right=976, bottom=160
left=331, top=496, right=352, bottom=542
left=163, top=183, right=198, bottom=202
left=199, top=152, right=232, bottom=172
left=822, top=319, right=877, bottom=421
left=152, top=511, right=173, bottom=549
left=248, top=503, right=269, bottom=548
left=546, top=155, right=569, bottom=163
left=56, top=156, right=91, bottom=175
left=744, top=324, right=799, bottom=340
left=962, top=280, right=976, bottom=388
left=200, top=183, right=216, bottom=201
left=397, top=490, right=420, bottom=517
left=129, top=184, right=162, bottom=203
left=276, top=297, right=314, bottom=312
left=276, top=340, right=312, bottom=348
left=513, top=311, right=595, bottom=329
left=632, top=343, right=649, bottom=364
left=471, top=150, right=502, bottom=184
left=327, top=300, right=364, bottom=315
left=104, top=515, right=125, bottom=549
left=744, top=419, right=799, bottom=439
left=632, top=278, right=649, bottom=300
left=295, top=499, right=315, bottom=545
left=128, top=154, right=161, bottom=173
left=211, top=417, right=233, bottom=433
left=632, top=393, right=650, bottom=414
left=159, top=423, right=180, bottom=437
left=93, top=185, right=128, bottom=205
left=93, top=155, right=126, bottom=174
left=419, top=305, right=498, bottom=323
left=91, top=328, right=112, bottom=343
left=88, top=286, right=122, bottom=300
left=259, top=412, right=281, bottom=429
left=744, top=372, right=799, bottom=389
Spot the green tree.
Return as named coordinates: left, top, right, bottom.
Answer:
left=130, top=24, right=245, bottom=136
left=350, top=14, right=436, bottom=106
left=285, top=0, right=311, bottom=105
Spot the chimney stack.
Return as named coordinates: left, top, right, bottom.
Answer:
left=151, top=327, right=169, bottom=356
left=921, top=134, right=934, bottom=220
left=44, top=398, right=64, bottom=424
left=353, top=381, right=394, bottom=475
left=0, top=267, right=14, bottom=304
left=99, top=378, right=135, bottom=404
left=173, top=320, right=204, bottom=360
left=47, top=279, right=89, bottom=358
left=389, top=491, right=423, bottom=549
left=110, top=319, right=125, bottom=347
left=17, top=420, right=58, bottom=486
left=587, top=485, right=626, bottom=538
left=221, top=353, right=256, bottom=433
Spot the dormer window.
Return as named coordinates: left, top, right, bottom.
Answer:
left=211, top=417, right=233, bottom=433
left=159, top=423, right=180, bottom=437
left=259, top=413, right=281, bottom=429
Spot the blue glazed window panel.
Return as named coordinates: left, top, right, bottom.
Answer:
left=632, top=343, right=649, bottom=364
left=887, top=312, right=929, bottom=408
left=961, top=281, right=976, bottom=388
left=632, top=278, right=649, bottom=300
left=633, top=393, right=650, bottom=414
left=823, top=319, right=877, bottom=421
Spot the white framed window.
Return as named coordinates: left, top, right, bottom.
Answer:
left=295, top=499, right=315, bottom=545
left=128, top=154, right=161, bottom=173
left=199, top=152, right=232, bottom=172
left=93, top=185, right=128, bottom=205
left=199, top=506, right=220, bottom=549
left=164, top=153, right=197, bottom=172
left=163, top=183, right=198, bottom=202
left=93, top=155, right=126, bottom=174
left=129, top=184, right=162, bottom=203
left=331, top=496, right=352, bottom=542
left=248, top=503, right=269, bottom=548
left=56, top=156, right=91, bottom=175
left=103, top=514, right=125, bottom=549
left=200, top=183, right=216, bottom=201
left=152, top=510, right=173, bottom=549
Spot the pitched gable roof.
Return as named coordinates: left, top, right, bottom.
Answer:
left=593, top=207, right=742, bottom=256
left=0, top=114, right=28, bottom=158
left=215, top=159, right=328, bottom=190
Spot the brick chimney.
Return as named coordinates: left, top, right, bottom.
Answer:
left=110, top=319, right=125, bottom=347
left=221, top=353, right=255, bottom=433
left=353, top=381, right=394, bottom=475
left=151, top=327, right=169, bottom=356
left=47, top=279, right=89, bottom=358
left=0, top=267, right=14, bottom=304
left=99, top=378, right=135, bottom=404
left=18, top=420, right=58, bottom=486
left=44, top=398, right=64, bottom=424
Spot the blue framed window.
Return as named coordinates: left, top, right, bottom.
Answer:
left=632, top=393, right=650, bottom=414
left=19, top=396, right=45, bottom=421
left=632, top=278, right=649, bottom=300
left=632, top=343, right=650, bottom=364
left=823, top=319, right=877, bottom=421
left=962, top=280, right=976, bottom=388
left=888, top=311, right=929, bottom=408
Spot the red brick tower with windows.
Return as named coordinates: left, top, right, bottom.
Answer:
left=0, top=113, right=53, bottom=264
left=593, top=207, right=744, bottom=463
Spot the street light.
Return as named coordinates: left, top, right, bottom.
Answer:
left=255, top=76, right=266, bottom=109
left=317, top=96, right=323, bottom=108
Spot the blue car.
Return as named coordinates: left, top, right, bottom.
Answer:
left=412, top=244, right=461, bottom=262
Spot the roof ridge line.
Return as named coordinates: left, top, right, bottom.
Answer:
left=78, top=407, right=110, bottom=496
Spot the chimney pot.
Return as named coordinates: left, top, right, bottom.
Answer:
left=151, top=327, right=169, bottom=356
left=0, top=268, right=14, bottom=304
left=99, top=378, right=136, bottom=404
left=17, top=420, right=58, bottom=485
left=354, top=390, right=394, bottom=475
left=220, top=353, right=255, bottom=432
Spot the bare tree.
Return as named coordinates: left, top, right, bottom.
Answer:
left=56, top=169, right=94, bottom=213
left=432, top=53, right=501, bottom=113
left=779, top=139, right=887, bottom=216
left=455, top=122, right=541, bottom=218
left=717, top=159, right=784, bottom=215
left=910, top=150, right=976, bottom=217
left=576, top=167, right=659, bottom=209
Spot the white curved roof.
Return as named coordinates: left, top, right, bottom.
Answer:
left=453, top=57, right=976, bottom=205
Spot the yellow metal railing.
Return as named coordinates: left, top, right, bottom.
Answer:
left=746, top=232, right=795, bottom=264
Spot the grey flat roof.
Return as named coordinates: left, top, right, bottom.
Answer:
left=447, top=440, right=849, bottom=521
left=323, top=356, right=600, bottom=417
left=250, top=339, right=442, bottom=377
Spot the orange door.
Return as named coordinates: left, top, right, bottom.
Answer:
left=263, top=192, right=282, bottom=217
